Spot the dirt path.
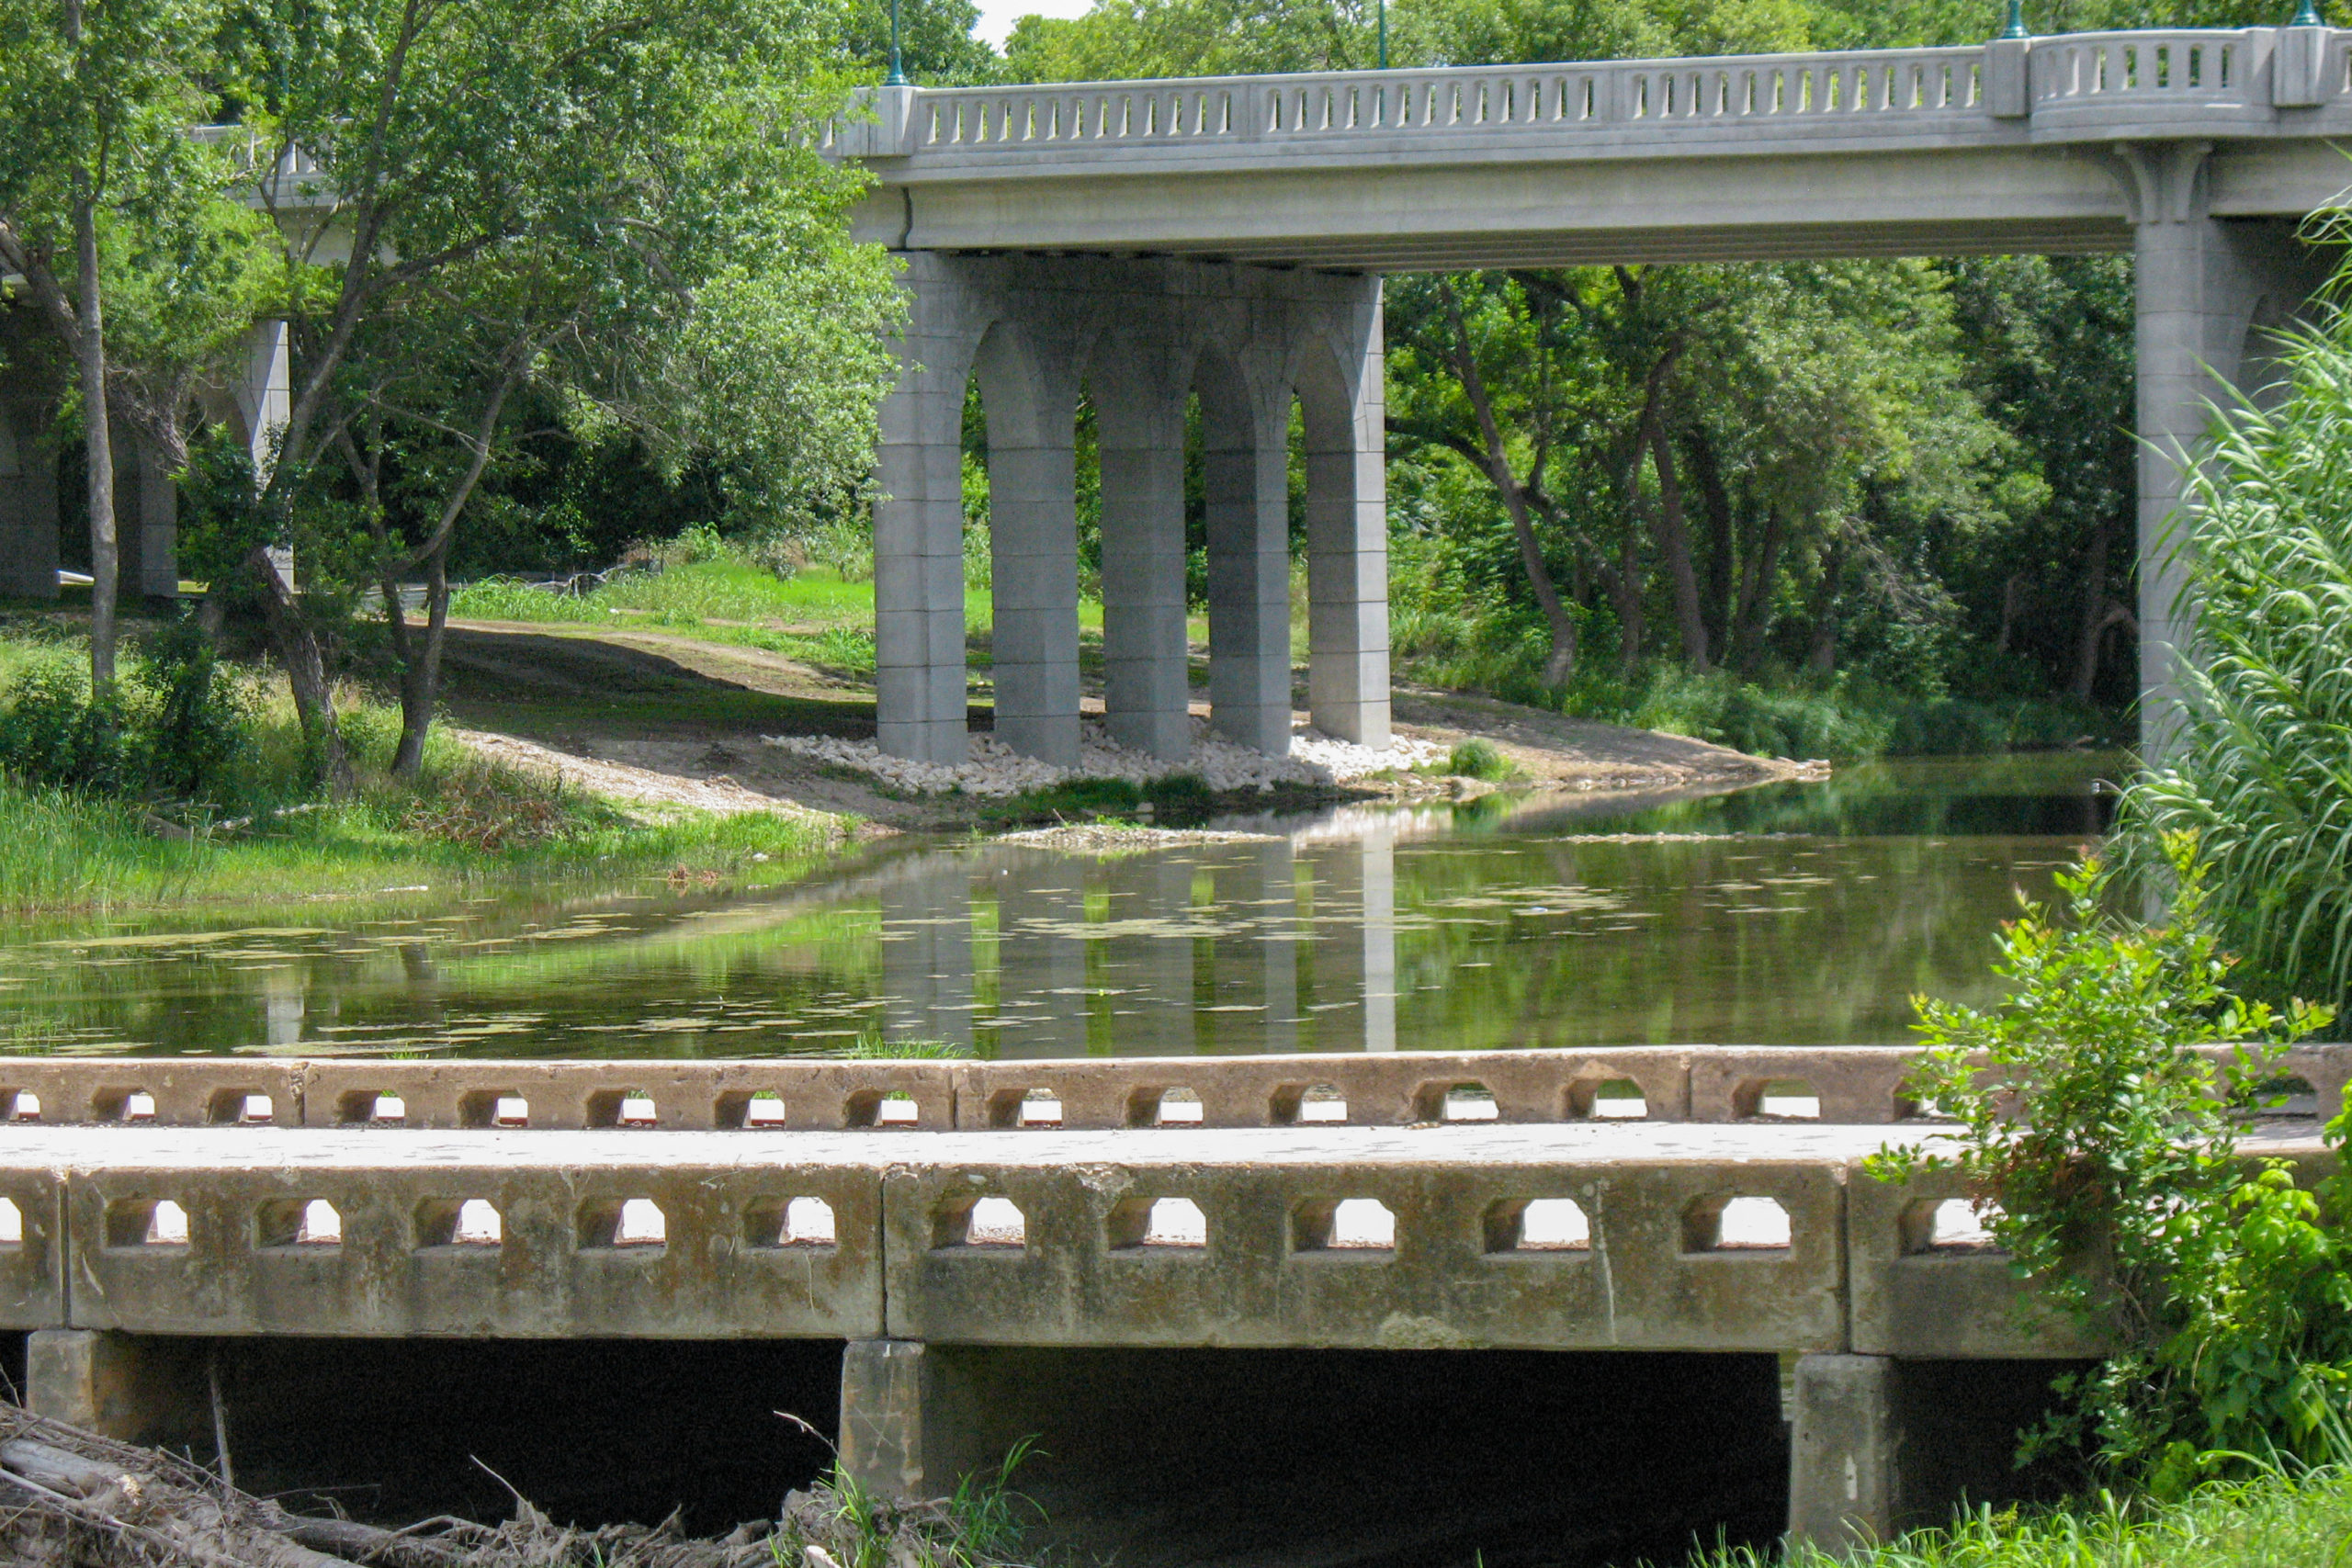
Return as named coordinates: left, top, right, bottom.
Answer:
left=433, top=619, right=1815, bottom=829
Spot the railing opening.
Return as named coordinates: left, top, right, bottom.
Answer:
left=0, top=1199, right=19, bottom=1246
left=581, top=1197, right=666, bottom=1249
left=416, top=1198, right=503, bottom=1249
left=747, top=1196, right=837, bottom=1248
left=1484, top=1198, right=1592, bottom=1252
left=1136, top=1087, right=1204, bottom=1126
left=1902, top=1197, right=2002, bottom=1253
left=259, top=1199, right=342, bottom=1247
left=1683, top=1195, right=1792, bottom=1253
left=209, top=1090, right=274, bottom=1125
left=1272, top=1083, right=1349, bottom=1124
left=106, top=1199, right=187, bottom=1248
left=1294, top=1197, right=1396, bottom=1252
left=461, top=1091, right=529, bottom=1128
left=1111, top=1196, right=1209, bottom=1249
left=588, top=1090, right=659, bottom=1128
left=341, top=1091, right=406, bottom=1125
left=6, top=1092, right=37, bottom=1122
left=936, top=1194, right=1026, bottom=1249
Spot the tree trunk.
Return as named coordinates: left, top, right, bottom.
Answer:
left=64, top=5, right=115, bottom=692
left=1806, top=537, right=1844, bottom=676
left=2070, top=522, right=2112, bottom=701
left=245, top=545, right=355, bottom=796
left=1614, top=525, right=1644, bottom=675
left=1643, top=401, right=1710, bottom=672
left=1729, top=508, right=1784, bottom=673
left=390, top=546, right=450, bottom=779
left=1685, top=428, right=1736, bottom=657
left=1436, top=280, right=1579, bottom=684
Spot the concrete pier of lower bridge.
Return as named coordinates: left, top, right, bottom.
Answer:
left=0, top=1046, right=2331, bottom=1559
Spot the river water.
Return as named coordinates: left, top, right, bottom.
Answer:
left=0, top=752, right=2117, bottom=1060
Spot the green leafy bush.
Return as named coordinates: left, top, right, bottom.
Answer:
left=1871, top=840, right=2347, bottom=1490
left=1448, top=738, right=1513, bottom=781
left=0, top=620, right=254, bottom=804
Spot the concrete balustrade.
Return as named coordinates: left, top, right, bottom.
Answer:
left=0, top=1043, right=2343, bottom=1133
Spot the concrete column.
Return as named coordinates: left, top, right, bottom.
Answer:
left=1093, top=342, right=1193, bottom=761
left=1202, top=359, right=1293, bottom=755
left=236, top=320, right=291, bottom=475
left=1788, top=1353, right=1898, bottom=1556
left=876, top=254, right=980, bottom=765
left=976, top=321, right=1082, bottom=767
left=112, top=433, right=179, bottom=601
left=27, top=1328, right=203, bottom=1445
left=1298, top=281, right=1390, bottom=746
left=2123, top=147, right=2332, bottom=761
left=0, top=391, right=59, bottom=601
left=840, top=1339, right=1009, bottom=1504
left=1789, top=1354, right=2076, bottom=1556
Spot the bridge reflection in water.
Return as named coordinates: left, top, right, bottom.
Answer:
left=879, top=807, right=1408, bottom=1056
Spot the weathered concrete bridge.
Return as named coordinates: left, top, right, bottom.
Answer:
left=0, top=1047, right=2334, bottom=1556
left=833, top=25, right=2352, bottom=763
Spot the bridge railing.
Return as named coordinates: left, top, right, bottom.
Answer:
left=0, top=1043, right=2341, bottom=1133
left=831, top=26, right=2346, bottom=160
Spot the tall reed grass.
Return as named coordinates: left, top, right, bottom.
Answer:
left=2120, top=301, right=2352, bottom=1010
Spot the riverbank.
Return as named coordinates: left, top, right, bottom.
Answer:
left=0, top=592, right=1812, bottom=911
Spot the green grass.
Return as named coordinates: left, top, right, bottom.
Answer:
left=1702, top=1469, right=2352, bottom=1566
left=451, top=558, right=876, bottom=628
left=0, top=773, right=845, bottom=913
left=0, top=621, right=853, bottom=913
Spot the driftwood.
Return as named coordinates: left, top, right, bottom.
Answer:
left=0, top=1403, right=786, bottom=1568
left=0, top=1400, right=1034, bottom=1568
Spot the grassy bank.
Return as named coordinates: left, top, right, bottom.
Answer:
left=0, top=617, right=847, bottom=913
left=1706, top=1468, right=2352, bottom=1567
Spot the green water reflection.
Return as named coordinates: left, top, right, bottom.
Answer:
left=0, top=753, right=2121, bottom=1058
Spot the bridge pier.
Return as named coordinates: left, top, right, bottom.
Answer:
left=876, top=254, right=1387, bottom=766
left=1788, top=1353, right=2079, bottom=1556
left=2125, top=151, right=2335, bottom=760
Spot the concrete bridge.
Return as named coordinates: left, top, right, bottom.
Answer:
left=836, top=25, right=2352, bottom=763
left=0, top=1046, right=2334, bottom=1555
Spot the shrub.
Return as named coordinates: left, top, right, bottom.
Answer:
left=0, top=619, right=254, bottom=803
left=1871, top=840, right=2346, bottom=1491
left=1448, top=738, right=1513, bottom=781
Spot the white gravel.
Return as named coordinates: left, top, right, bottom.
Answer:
left=763, top=717, right=1444, bottom=797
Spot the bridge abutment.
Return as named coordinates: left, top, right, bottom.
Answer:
left=875, top=254, right=1387, bottom=767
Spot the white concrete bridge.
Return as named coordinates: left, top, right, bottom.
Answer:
left=837, top=26, right=2352, bottom=763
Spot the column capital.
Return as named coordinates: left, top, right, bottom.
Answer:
left=2109, top=141, right=2215, bottom=227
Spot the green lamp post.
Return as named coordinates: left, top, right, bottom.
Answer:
left=2291, top=0, right=2324, bottom=28
left=886, top=0, right=907, bottom=86
left=1998, top=0, right=2026, bottom=39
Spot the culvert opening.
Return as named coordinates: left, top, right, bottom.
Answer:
left=207, top=1337, right=843, bottom=1535
left=885, top=1346, right=1789, bottom=1568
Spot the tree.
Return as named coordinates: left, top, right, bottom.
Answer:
left=212, top=0, right=899, bottom=786
left=0, top=0, right=226, bottom=690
